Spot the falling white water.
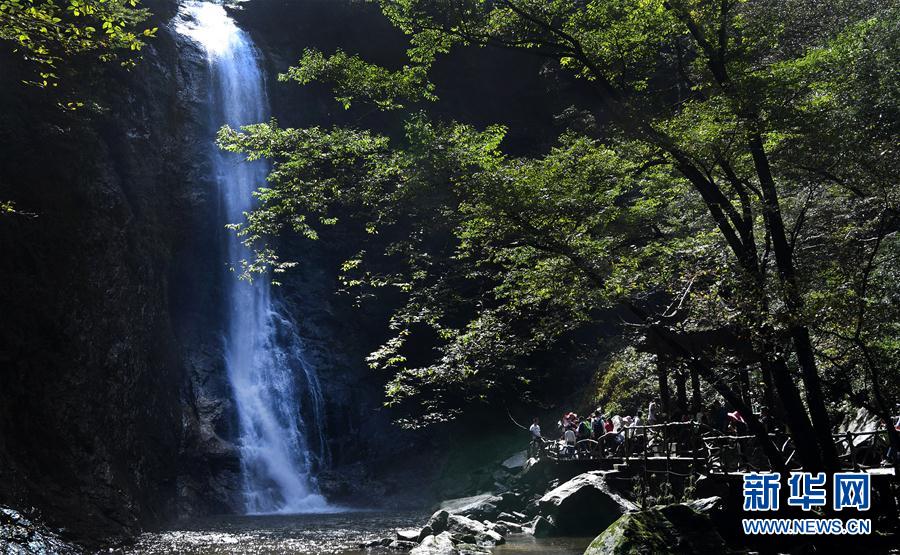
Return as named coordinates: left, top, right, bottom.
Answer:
left=176, top=1, right=330, bottom=514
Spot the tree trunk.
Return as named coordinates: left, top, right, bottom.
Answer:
left=739, top=365, right=752, bottom=407
left=691, top=364, right=701, bottom=416
left=764, top=354, right=824, bottom=472
left=791, top=326, right=841, bottom=470
left=656, top=351, right=671, bottom=419
left=747, top=132, right=839, bottom=471
left=675, top=368, right=688, bottom=416
left=761, top=362, right=776, bottom=413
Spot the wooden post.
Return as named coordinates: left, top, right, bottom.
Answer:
left=642, top=426, right=649, bottom=508
left=665, top=423, right=671, bottom=476
left=625, top=427, right=631, bottom=464
left=846, top=431, right=856, bottom=470
left=692, top=422, right=699, bottom=473
left=722, top=436, right=729, bottom=475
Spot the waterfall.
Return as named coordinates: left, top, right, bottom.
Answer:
left=175, top=0, right=330, bottom=514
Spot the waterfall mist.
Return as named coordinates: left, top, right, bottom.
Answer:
left=176, top=0, right=330, bottom=515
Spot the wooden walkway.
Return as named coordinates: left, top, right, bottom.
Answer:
left=534, top=422, right=896, bottom=477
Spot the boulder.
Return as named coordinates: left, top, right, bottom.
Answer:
left=440, top=493, right=502, bottom=520
left=397, top=528, right=421, bottom=542
left=411, top=532, right=458, bottom=555
left=426, top=509, right=450, bottom=535
left=447, top=515, right=504, bottom=546
left=518, top=457, right=553, bottom=489
left=529, top=515, right=557, bottom=538
left=693, top=475, right=729, bottom=500
left=498, top=491, right=523, bottom=510
left=501, top=450, right=528, bottom=470
left=524, top=495, right=541, bottom=517
left=584, top=504, right=727, bottom=555
left=683, top=496, right=723, bottom=514
left=496, top=520, right=524, bottom=534
left=538, top=471, right=637, bottom=535
left=0, top=507, right=81, bottom=554
left=418, top=524, right=434, bottom=542
left=389, top=539, right=418, bottom=550
left=497, top=511, right=522, bottom=523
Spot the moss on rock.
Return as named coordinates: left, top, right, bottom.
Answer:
left=584, top=504, right=727, bottom=555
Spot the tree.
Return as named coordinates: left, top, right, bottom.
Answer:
left=0, top=0, right=156, bottom=104
left=220, top=0, right=898, bottom=471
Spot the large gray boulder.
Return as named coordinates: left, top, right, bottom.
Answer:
left=411, top=531, right=458, bottom=555
left=584, top=504, right=727, bottom=555
left=440, top=493, right=503, bottom=520
left=395, top=528, right=421, bottom=543
left=501, top=450, right=528, bottom=471
left=538, top=471, right=637, bottom=535
left=447, top=515, right=505, bottom=546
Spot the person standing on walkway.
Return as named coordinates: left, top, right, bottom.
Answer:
left=528, top=417, right=542, bottom=458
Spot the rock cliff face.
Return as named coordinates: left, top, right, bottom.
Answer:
left=0, top=0, right=190, bottom=542
left=0, top=0, right=593, bottom=544
left=0, top=1, right=435, bottom=540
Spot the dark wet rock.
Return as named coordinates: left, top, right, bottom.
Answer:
left=496, top=520, right=523, bottom=533
left=498, top=491, right=524, bottom=510
left=411, top=532, right=458, bottom=555
left=518, top=457, right=553, bottom=489
left=538, top=471, right=637, bottom=535
left=693, top=475, right=730, bottom=500
left=389, top=539, right=418, bottom=550
left=485, top=520, right=509, bottom=535
left=584, top=504, right=727, bottom=555
left=0, top=507, right=81, bottom=554
left=524, top=495, right=542, bottom=517
left=426, top=509, right=450, bottom=535
left=418, top=525, right=434, bottom=542
left=529, top=515, right=557, bottom=538
left=497, top=511, right=521, bottom=523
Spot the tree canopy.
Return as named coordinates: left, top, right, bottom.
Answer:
left=219, top=0, right=899, bottom=471
left=0, top=0, right=156, bottom=104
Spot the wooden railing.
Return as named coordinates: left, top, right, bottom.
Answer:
left=534, top=422, right=894, bottom=474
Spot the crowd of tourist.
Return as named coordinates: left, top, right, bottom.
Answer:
left=528, top=399, right=782, bottom=460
